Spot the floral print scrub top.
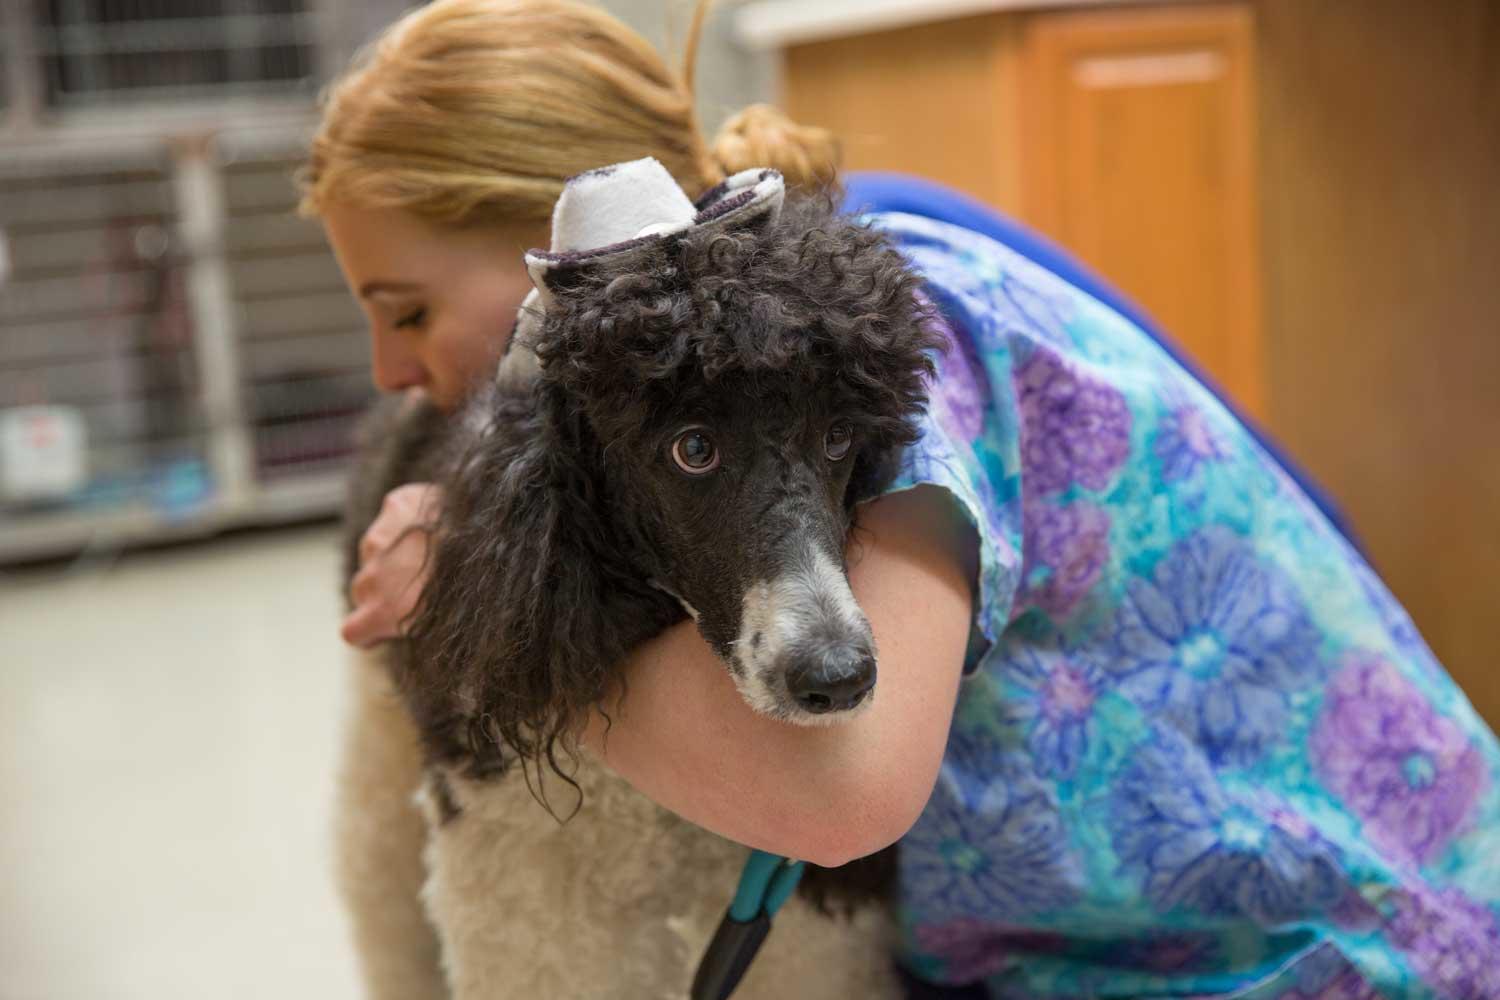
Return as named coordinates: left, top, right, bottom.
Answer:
left=872, top=211, right=1500, bottom=999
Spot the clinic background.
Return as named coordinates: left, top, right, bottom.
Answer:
left=1, top=2, right=1496, bottom=998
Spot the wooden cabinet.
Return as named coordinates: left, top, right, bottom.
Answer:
left=781, top=3, right=1265, bottom=417
left=1023, top=6, right=1261, bottom=415
left=782, top=15, right=1027, bottom=221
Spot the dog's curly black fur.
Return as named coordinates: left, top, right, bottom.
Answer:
left=349, top=193, right=944, bottom=911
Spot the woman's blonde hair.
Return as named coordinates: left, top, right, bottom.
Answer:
left=299, top=0, right=838, bottom=226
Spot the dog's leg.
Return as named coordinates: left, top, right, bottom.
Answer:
left=335, top=651, right=448, bottom=1000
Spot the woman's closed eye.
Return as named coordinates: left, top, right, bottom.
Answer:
left=394, top=306, right=428, bottom=330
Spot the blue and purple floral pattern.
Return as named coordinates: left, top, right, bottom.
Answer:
left=928, top=322, right=990, bottom=444
left=872, top=211, right=1500, bottom=999
left=1014, top=346, right=1132, bottom=497
left=1274, top=946, right=1382, bottom=1000
left=1106, top=527, right=1329, bottom=767
left=1110, top=730, right=1348, bottom=922
left=1155, top=397, right=1233, bottom=483
left=911, top=919, right=1068, bottom=984
left=1016, top=498, right=1111, bottom=623
left=1091, top=931, right=1223, bottom=974
left=1000, top=636, right=1103, bottom=779
left=899, top=729, right=1084, bottom=925
left=1387, top=884, right=1500, bottom=1000
left=1313, top=655, right=1487, bottom=867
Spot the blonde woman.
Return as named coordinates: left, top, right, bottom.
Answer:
left=306, top=1, right=960, bottom=996
left=306, top=1, right=1500, bottom=998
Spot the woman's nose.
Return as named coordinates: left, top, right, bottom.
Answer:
left=370, top=328, right=426, bottom=393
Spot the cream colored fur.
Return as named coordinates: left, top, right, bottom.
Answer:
left=335, top=652, right=448, bottom=999
left=336, top=653, right=901, bottom=999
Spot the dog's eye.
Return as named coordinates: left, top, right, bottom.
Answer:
left=672, top=429, right=720, bottom=475
left=825, top=421, right=853, bottom=461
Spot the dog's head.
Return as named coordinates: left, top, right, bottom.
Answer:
left=529, top=195, right=940, bottom=724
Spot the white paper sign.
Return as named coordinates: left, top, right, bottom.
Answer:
left=0, top=405, right=89, bottom=502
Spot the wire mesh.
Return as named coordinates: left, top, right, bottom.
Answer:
left=223, top=153, right=371, bottom=483
left=0, top=144, right=374, bottom=561
left=0, top=3, right=393, bottom=560
left=32, top=0, right=318, bottom=109
left=0, top=156, right=216, bottom=524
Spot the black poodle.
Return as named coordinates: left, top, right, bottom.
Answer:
left=339, top=178, right=942, bottom=994
left=389, top=189, right=939, bottom=793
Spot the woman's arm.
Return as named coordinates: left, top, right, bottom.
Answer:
left=580, top=484, right=978, bottom=868
left=347, top=480, right=978, bottom=866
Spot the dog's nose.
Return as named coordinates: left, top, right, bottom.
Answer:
left=786, top=650, right=876, bottom=714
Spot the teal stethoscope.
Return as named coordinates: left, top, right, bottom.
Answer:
left=690, top=850, right=805, bottom=999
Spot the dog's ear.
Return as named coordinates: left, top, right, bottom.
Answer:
left=523, top=167, right=786, bottom=309
left=403, top=386, right=680, bottom=803
left=842, top=286, right=945, bottom=510
left=845, top=445, right=905, bottom=510
left=691, top=167, right=785, bottom=236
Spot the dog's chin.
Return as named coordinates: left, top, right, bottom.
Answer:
left=725, top=663, right=877, bottom=727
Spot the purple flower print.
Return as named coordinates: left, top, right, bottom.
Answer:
left=930, top=328, right=990, bottom=443
left=1003, top=638, right=1104, bottom=778
left=1277, top=946, right=1381, bottom=1000
left=1284, top=968, right=1382, bottom=1000
left=1154, top=402, right=1232, bottom=482
left=1018, top=498, right=1112, bottom=622
left=1105, top=527, right=1328, bottom=767
left=912, top=918, right=1068, bottom=984
left=1353, top=559, right=1436, bottom=671
left=1094, top=931, right=1222, bottom=974
left=1386, top=885, right=1500, bottom=1000
left=999, top=272, right=1076, bottom=347
left=1110, top=729, right=1348, bottom=923
left=1312, top=655, right=1487, bottom=867
left=1015, top=346, right=1132, bottom=497
left=901, top=728, right=1083, bottom=924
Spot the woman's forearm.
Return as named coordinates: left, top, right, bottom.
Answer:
left=580, top=486, right=977, bottom=867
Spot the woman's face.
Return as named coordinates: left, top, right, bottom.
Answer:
left=322, top=203, right=547, bottom=411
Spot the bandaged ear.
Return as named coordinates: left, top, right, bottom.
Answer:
left=500, top=157, right=784, bottom=386
left=523, top=158, right=784, bottom=311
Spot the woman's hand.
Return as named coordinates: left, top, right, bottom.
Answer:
left=341, top=483, right=444, bottom=649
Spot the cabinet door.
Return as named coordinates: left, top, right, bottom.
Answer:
left=781, top=15, right=1023, bottom=212
left=1023, top=4, right=1263, bottom=417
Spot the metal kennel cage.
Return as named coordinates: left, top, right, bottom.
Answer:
left=0, top=0, right=405, bottom=562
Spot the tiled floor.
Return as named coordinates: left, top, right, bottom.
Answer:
left=0, top=524, right=361, bottom=1000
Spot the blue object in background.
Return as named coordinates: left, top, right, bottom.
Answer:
left=841, top=171, right=1363, bottom=553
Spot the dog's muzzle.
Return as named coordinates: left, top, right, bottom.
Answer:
left=732, top=539, right=877, bottom=723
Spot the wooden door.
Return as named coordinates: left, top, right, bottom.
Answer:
left=1023, top=4, right=1264, bottom=417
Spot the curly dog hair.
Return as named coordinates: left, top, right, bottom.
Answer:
left=338, top=193, right=942, bottom=995
left=398, top=193, right=940, bottom=795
